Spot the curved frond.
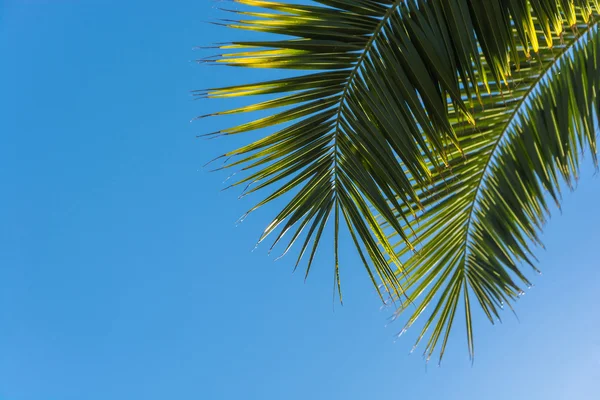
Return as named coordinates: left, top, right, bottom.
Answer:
left=199, top=0, right=479, bottom=300
left=387, top=8, right=599, bottom=361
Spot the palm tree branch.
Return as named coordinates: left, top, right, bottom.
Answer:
left=200, top=0, right=431, bottom=300
left=387, top=12, right=600, bottom=361
left=463, top=20, right=599, bottom=267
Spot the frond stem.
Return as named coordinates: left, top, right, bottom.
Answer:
left=331, top=0, right=404, bottom=172
left=328, top=1, right=405, bottom=296
left=462, top=18, right=599, bottom=258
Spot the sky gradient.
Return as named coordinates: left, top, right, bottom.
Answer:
left=1, top=1, right=599, bottom=399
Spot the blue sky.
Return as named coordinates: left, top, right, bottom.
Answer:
left=1, top=1, right=599, bottom=399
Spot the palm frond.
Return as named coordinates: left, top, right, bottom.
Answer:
left=199, top=0, right=476, bottom=300
left=200, top=0, right=599, bottom=359
left=385, top=6, right=599, bottom=362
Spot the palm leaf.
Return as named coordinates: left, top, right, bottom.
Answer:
left=200, top=0, right=599, bottom=358
left=384, top=4, right=600, bottom=362
left=198, top=0, right=473, bottom=301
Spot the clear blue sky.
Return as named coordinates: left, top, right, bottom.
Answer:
left=1, top=1, right=599, bottom=399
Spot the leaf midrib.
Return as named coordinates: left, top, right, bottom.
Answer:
left=328, top=0, right=407, bottom=297
left=462, top=18, right=600, bottom=260
left=331, top=0, right=405, bottom=181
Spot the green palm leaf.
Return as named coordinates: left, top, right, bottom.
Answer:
left=200, top=0, right=599, bottom=359
left=199, top=0, right=470, bottom=301
left=385, top=6, right=599, bottom=362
